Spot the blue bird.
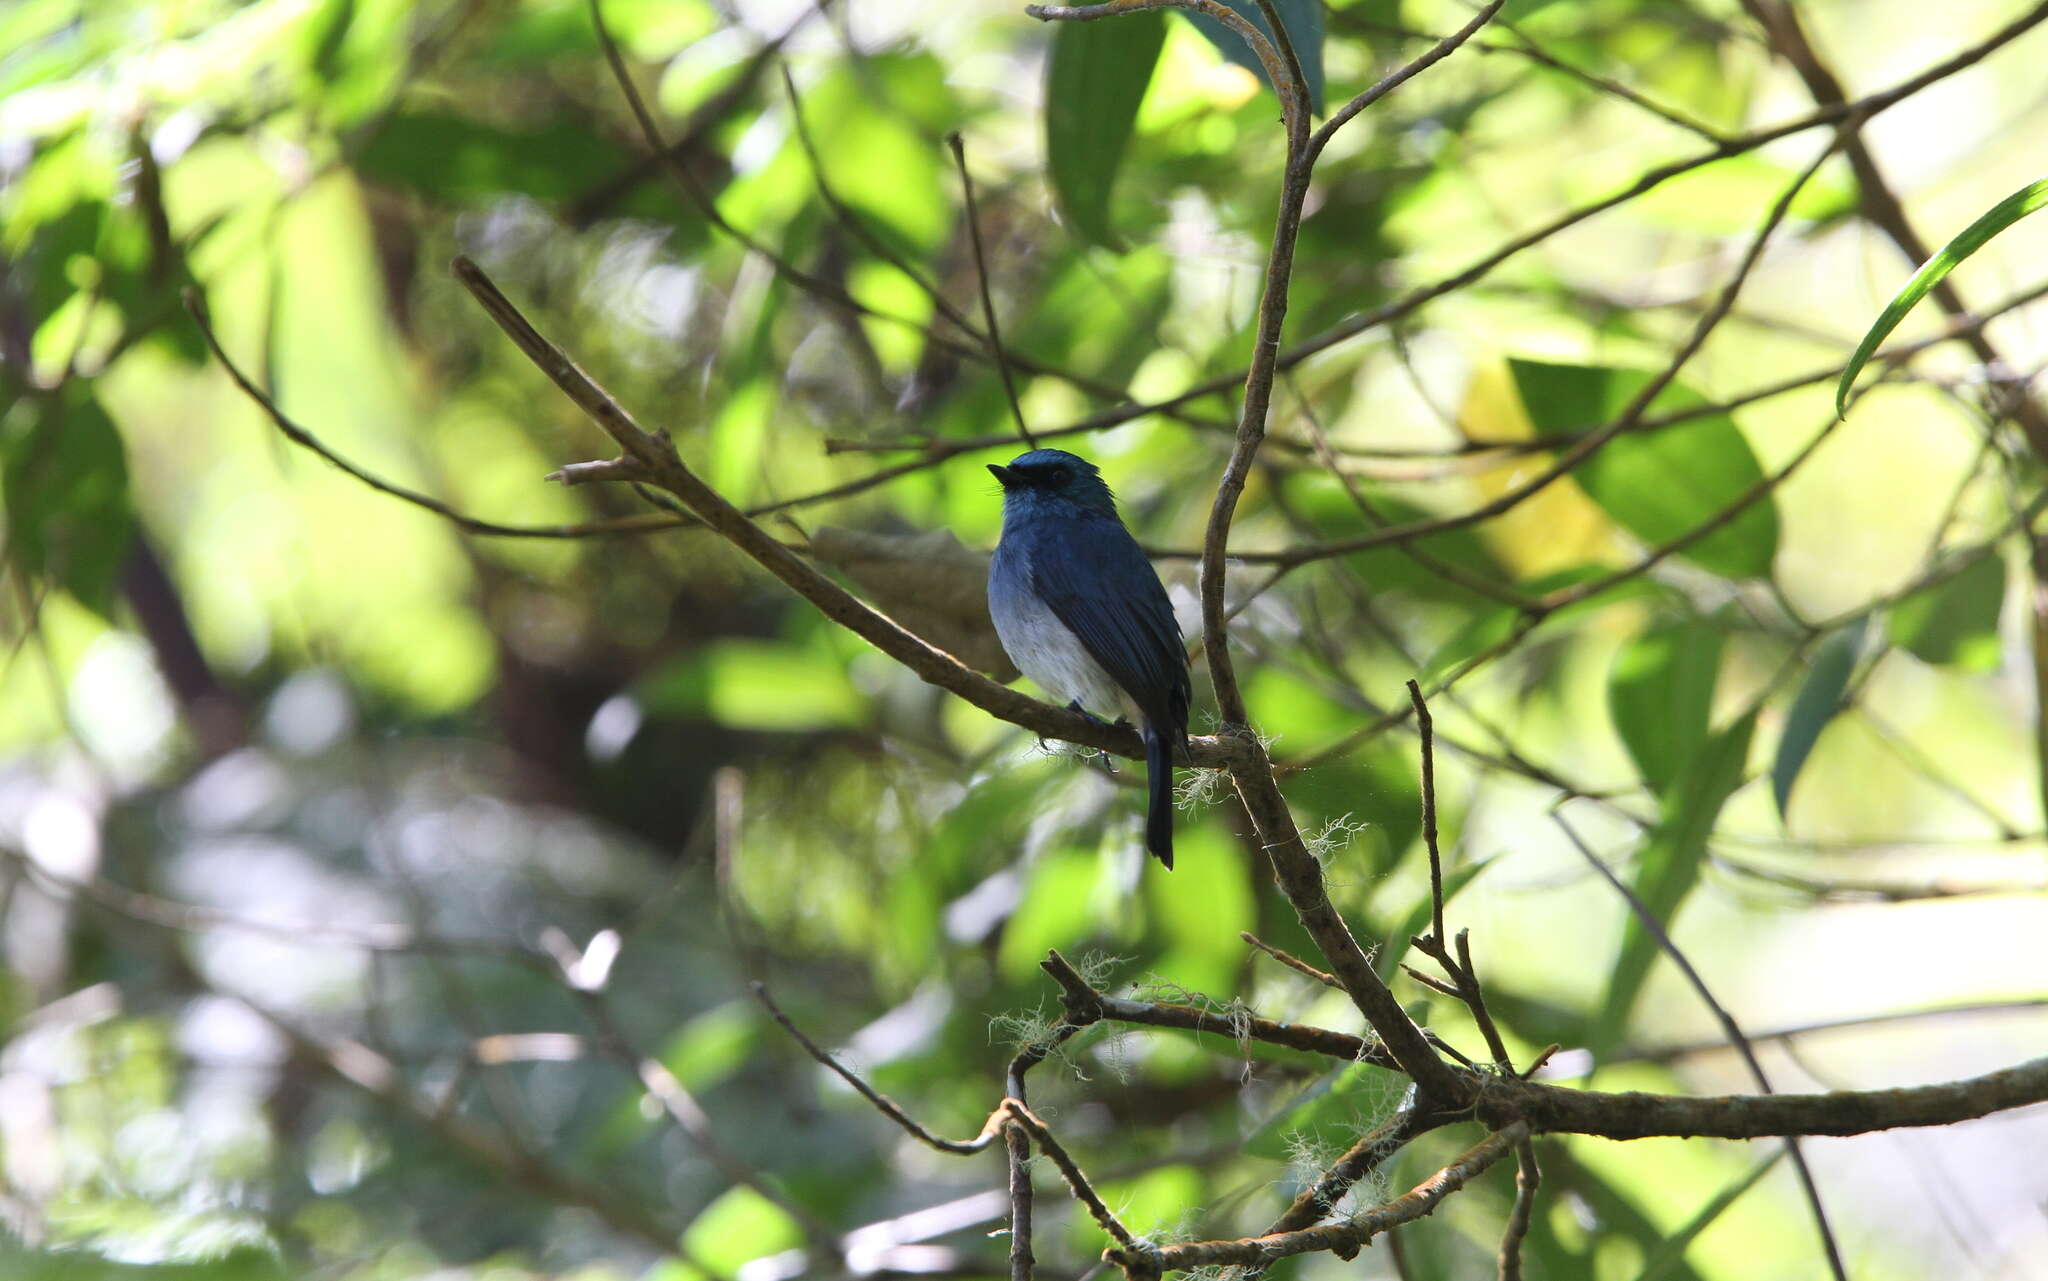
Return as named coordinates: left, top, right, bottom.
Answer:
left=987, top=449, right=1192, bottom=867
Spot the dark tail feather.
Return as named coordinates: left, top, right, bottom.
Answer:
left=1144, top=725, right=1177, bottom=869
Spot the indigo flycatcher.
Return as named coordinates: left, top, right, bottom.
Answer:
left=987, top=449, right=1191, bottom=867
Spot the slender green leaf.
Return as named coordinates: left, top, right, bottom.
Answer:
left=1772, top=617, right=1868, bottom=819
left=1837, top=177, right=2048, bottom=416
left=1635, top=1150, right=1785, bottom=1281
left=1528, top=1146, right=1712, bottom=1281
left=1510, top=359, right=1779, bottom=579
left=1890, top=553, right=2005, bottom=672
left=1044, top=11, right=1166, bottom=247
left=1594, top=711, right=1755, bottom=1053
left=1185, top=0, right=1326, bottom=113
left=1609, top=619, right=1725, bottom=796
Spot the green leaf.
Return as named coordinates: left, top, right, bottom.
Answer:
left=1634, top=1150, right=1784, bottom=1281
left=1837, top=177, right=2048, bottom=416
left=1, top=386, right=134, bottom=614
left=355, top=112, right=634, bottom=204
left=1609, top=619, right=1724, bottom=796
left=1890, top=554, right=2004, bottom=672
left=1772, top=617, right=1868, bottom=820
left=1525, top=1145, right=1712, bottom=1281
left=638, top=639, right=866, bottom=731
left=997, top=848, right=1103, bottom=980
left=677, top=1187, right=801, bottom=1278
left=1594, top=711, right=1755, bottom=1054
left=659, top=1001, right=761, bottom=1093
left=1185, top=0, right=1326, bottom=113
left=1509, top=359, right=1779, bottom=579
left=1044, top=10, right=1166, bottom=247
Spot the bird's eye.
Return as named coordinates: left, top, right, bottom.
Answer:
left=1048, top=466, right=1070, bottom=487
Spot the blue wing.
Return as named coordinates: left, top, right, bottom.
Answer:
left=1023, top=511, right=1190, bottom=734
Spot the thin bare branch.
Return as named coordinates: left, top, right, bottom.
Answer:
left=1551, top=807, right=1848, bottom=1280
left=948, top=131, right=1034, bottom=447
left=1241, top=930, right=1340, bottom=989
left=753, top=983, right=1003, bottom=1155
left=449, top=253, right=1249, bottom=770
left=1002, top=1101, right=1139, bottom=1251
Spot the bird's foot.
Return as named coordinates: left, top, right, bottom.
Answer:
left=1065, top=699, right=1109, bottom=727
left=1065, top=701, right=1124, bottom=773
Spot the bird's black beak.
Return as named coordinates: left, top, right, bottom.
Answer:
left=987, top=464, right=1015, bottom=487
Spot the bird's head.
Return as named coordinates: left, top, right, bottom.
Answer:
left=987, top=449, right=1118, bottom=517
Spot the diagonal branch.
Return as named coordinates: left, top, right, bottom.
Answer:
left=446, top=253, right=1249, bottom=771
left=753, top=982, right=1005, bottom=1155
left=1106, top=1123, right=1529, bottom=1273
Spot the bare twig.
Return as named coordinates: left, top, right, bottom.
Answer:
left=448, top=253, right=1248, bottom=771
left=1409, top=681, right=1446, bottom=950
left=1039, top=949, right=1416, bottom=1068
left=1620, top=998, right=2048, bottom=1065
left=1241, top=930, right=1339, bottom=989
left=570, top=976, right=841, bottom=1252
left=752, top=982, right=1004, bottom=1155
left=1001, top=1101, right=1139, bottom=1251
left=1259, top=1105, right=1454, bottom=1237
left=1480, top=1054, right=2048, bottom=1140
left=947, top=132, right=1034, bottom=447
left=1497, top=1142, right=1540, bottom=1281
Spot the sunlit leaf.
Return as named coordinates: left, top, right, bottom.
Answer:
left=1635, top=1150, right=1784, bottom=1281
left=1609, top=619, right=1724, bottom=796
left=639, top=639, right=865, bottom=731
left=1146, top=825, right=1253, bottom=992
left=1509, top=359, right=1779, bottom=579
left=1419, top=565, right=1661, bottom=684
left=1528, top=1145, right=1712, bottom=1281
left=1889, top=554, right=2004, bottom=672
left=1246, top=1060, right=1408, bottom=1160
left=1078, top=1165, right=1204, bottom=1248
left=1184, top=0, right=1326, bottom=113
left=1837, top=176, right=2048, bottom=416
left=1772, top=617, right=1867, bottom=820
left=998, top=847, right=1103, bottom=980
left=660, top=1001, right=762, bottom=1093
left=677, top=1186, right=801, bottom=1278
left=1045, top=10, right=1166, bottom=247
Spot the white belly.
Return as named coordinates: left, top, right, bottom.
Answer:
left=989, top=581, right=1125, bottom=718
